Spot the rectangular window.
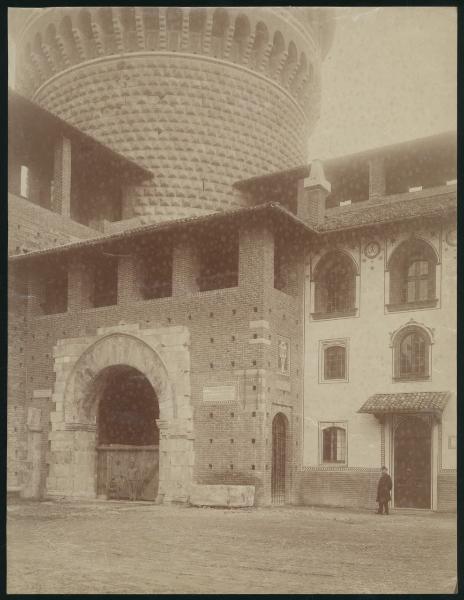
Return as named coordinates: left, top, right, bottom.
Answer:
left=320, top=422, right=347, bottom=464
left=319, top=339, right=349, bottom=383
left=324, top=346, right=346, bottom=379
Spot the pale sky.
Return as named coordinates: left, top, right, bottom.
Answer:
left=309, top=7, right=457, bottom=160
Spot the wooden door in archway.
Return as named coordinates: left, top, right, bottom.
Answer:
left=271, top=413, right=288, bottom=504
left=96, top=365, right=159, bottom=501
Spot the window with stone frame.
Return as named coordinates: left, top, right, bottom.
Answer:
left=313, top=251, right=356, bottom=316
left=394, top=326, right=430, bottom=380
left=388, top=239, right=437, bottom=309
left=324, top=345, right=346, bottom=380
left=321, top=424, right=347, bottom=464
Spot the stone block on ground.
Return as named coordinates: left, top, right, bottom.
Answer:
left=189, top=484, right=255, bottom=508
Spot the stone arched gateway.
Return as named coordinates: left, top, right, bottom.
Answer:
left=46, top=324, right=193, bottom=503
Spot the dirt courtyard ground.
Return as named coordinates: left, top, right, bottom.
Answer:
left=7, top=499, right=456, bottom=594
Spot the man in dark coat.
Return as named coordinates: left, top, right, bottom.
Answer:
left=376, top=466, right=392, bottom=515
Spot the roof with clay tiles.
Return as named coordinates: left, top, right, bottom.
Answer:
left=318, top=188, right=456, bottom=232
left=358, top=392, right=451, bottom=416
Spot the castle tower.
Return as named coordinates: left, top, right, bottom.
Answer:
left=12, top=7, right=334, bottom=223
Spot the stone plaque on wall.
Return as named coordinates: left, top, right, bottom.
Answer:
left=277, top=337, right=290, bottom=376
left=27, top=407, right=42, bottom=432
left=203, top=385, right=236, bottom=403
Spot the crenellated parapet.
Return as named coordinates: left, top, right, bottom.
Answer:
left=16, top=7, right=333, bottom=115
left=12, top=7, right=335, bottom=223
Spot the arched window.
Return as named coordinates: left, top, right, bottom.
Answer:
left=322, top=425, right=346, bottom=463
left=324, top=346, right=346, bottom=380
left=166, top=7, right=183, bottom=52
left=120, top=7, right=138, bottom=52
left=282, top=41, right=297, bottom=86
left=313, top=252, right=357, bottom=316
left=59, top=16, right=80, bottom=64
left=189, top=8, right=206, bottom=53
left=388, top=239, right=437, bottom=309
left=143, top=8, right=159, bottom=51
left=249, top=21, right=269, bottom=69
left=269, top=31, right=285, bottom=76
left=78, top=10, right=92, bottom=39
left=211, top=9, right=229, bottom=58
left=230, top=14, right=250, bottom=63
left=394, top=327, right=430, bottom=380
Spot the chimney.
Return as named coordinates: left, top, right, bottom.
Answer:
left=368, top=155, right=386, bottom=201
left=296, top=160, right=331, bottom=227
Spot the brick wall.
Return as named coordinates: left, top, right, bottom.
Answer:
left=8, top=262, right=29, bottom=490
left=437, top=472, right=456, bottom=512
left=299, top=469, right=380, bottom=509
left=9, top=220, right=306, bottom=503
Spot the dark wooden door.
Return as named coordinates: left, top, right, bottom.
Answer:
left=394, top=417, right=431, bottom=508
left=272, top=413, right=287, bottom=504
left=97, top=445, right=159, bottom=501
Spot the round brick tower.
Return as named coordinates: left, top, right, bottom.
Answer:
left=13, top=7, right=335, bottom=223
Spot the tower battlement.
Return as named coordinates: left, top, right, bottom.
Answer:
left=13, top=7, right=335, bottom=223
